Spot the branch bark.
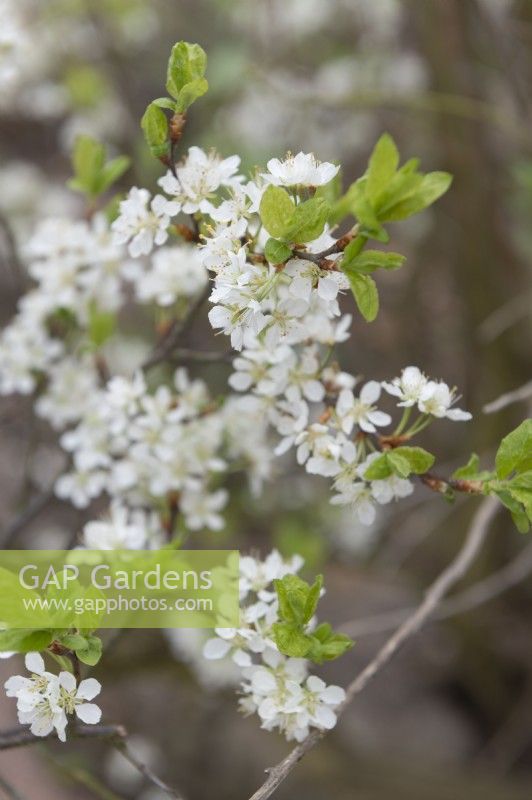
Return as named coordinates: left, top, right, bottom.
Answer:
left=247, top=496, right=500, bottom=800
left=340, top=536, right=532, bottom=638
left=0, top=724, right=185, bottom=799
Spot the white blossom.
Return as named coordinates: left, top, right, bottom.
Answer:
left=263, top=152, right=339, bottom=187
left=112, top=187, right=178, bottom=257
left=336, top=381, right=391, bottom=435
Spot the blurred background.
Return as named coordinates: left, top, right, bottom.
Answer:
left=0, top=0, right=532, bottom=798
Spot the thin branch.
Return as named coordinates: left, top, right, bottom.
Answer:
left=0, top=724, right=126, bottom=750
left=0, top=211, right=26, bottom=295
left=482, top=380, right=532, bottom=414
left=247, top=497, right=500, bottom=800
left=42, top=750, right=124, bottom=800
left=170, top=347, right=233, bottom=364
left=0, top=775, right=29, bottom=800
left=340, top=538, right=532, bottom=638
left=142, top=283, right=211, bottom=371
left=1, top=487, right=55, bottom=548
left=0, top=724, right=185, bottom=800
left=477, top=292, right=532, bottom=343
left=114, top=739, right=184, bottom=799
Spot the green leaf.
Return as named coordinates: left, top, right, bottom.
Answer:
left=0, top=628, right=53, bottom=653
left=380, top=171, right=453, bottom=221
left=69, top=135, right=106, bottom=197
left=364, top=447, right=434, bottom=481
left=283, top=197, right=329, bottom=244
left=75, top=635, right=102, bottom=666
left=69, top=136, right=130, bottom=199
left=496, top=420, right=532, bottom=479
left=302, top=575, right=323, bottom=624
left=272, top=622, right=313, bottom=657
left=98, top=156, right=130, bottom=194
left=308, top=624, right=354, bottom=663
left=386, top=451, right=412, bottom=479
left=59, top=633, right=88, bottom=651
left=342, top=247, right=406, bottom=274
left=393, top=446, right=435, bottom=474
left=495, top=489, right=530, bottom=533
left=264, top=238, right=292, bottom=265
left=177, top=78, right=209, bottom=114
left=452, top=453, right=480, bottom=480
left=363, top=453, right=393, bottom=480
left=259, top=185, right=295, bottom=239
left=347, top=272, right=379, bottom=322
left=367, top=133, right=399, bottom=204
left=141, top=102, right=169, bottom=159
left=152, top=96, right=177, bottom=111
left=166, top=41, right=208, bottom=112
left=273, top=574, right=311, bottom=625
left=88, top=306, right=116, bottom=348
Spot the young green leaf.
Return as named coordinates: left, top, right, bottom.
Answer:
left=380, top=171, right=452, bottom=222
left=302, top=575, right=323, bottom=624
left=166, top=42, right=208, bottom=112
left=272, top=622, right=313, bottom=658
left=75, top=635, right=103, bottom=666
left=452, top=453, right=480, bottom=480
left=283, top=197, right=329, bottom=244
left=273, top=574, right=310, bottom=625
left=259, top=185, right=295, bottom=239
left=59, top=633, right=88, bottom=651
left=98, top=156, right=130, bottom=194
left=385, top=451, right=411, bottom=478
left=392, top=446, right=435, bottom=475
left=141, top=102, right=169, bottom=159
left=347, top=272, right=379, bottom=322
left=494, top=489, right=530, bottom=533
left=363, top=453, right=393, bottom=480
left=496, top=420, right=532, bottom=479
left=366, top=133, right=399, bottom=204
left=0, top=628, right=53, bottom=653
left=264, top=238, right=292, bottom=265
left=341, top=248, right=406, bottom=274
left=70, top=135, right=106, bottom=194
left=88, top=306, right=116, bottom=348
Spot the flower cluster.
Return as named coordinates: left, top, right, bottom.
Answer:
left=111, top=146, right=472, bottom=530
left=55, top=368, right=271, bottom=539
left=202, top=550, right=346, bottom=741
left=4, top=652, right=101, bottom=741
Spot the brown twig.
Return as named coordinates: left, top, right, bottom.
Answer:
left=483, top=380, right=532, bottom=414
left=247, top=497, right=499, bottom=800
left=0, top=724, right=126, bottom=750
left=0, top=774, right=29, bottom=800
left=2, top=487, right=55, bottom=548
left=114, top=739, right=184, bottom=799
left=340, top=536, right=532, bottom=638
left=142, top=283, right=211, bottom=370
left=0, top=211, right=26, bottom=295
left=0, top=724, right=185, bottom=799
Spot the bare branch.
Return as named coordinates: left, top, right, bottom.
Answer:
left=0, top=724, right=185, bottom=800
left=170, top=347, right=233, bottom=364
left=142, top=283, right=211, bottom=371
left=0, top=724, right=126, bottom=750
left=0, top=774, right=29, bottom=800
left=477, top=292, right=532, bottom=343
left=1, top=487, right=55, bottom=548
left=0, top=211, right=26, bottom=295
left=114, top=739, right=185, bottom=799
left=482, top=380, right=532, bottom=414
left=340, top=538, right=532, bottom=638
left=247, top=497, right=500, bottom=800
